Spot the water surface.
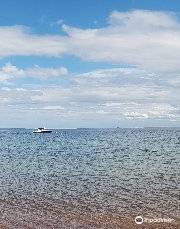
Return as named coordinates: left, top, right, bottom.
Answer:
left=0, top=128, right=179, bottom=228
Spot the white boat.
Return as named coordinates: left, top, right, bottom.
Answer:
left=33, top=127, right=52, bottom=133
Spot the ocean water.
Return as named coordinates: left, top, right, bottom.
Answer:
left=0, top=128, right=179, bottom=228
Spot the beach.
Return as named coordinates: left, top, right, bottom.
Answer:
left=0, top=128, right=179, bottom=228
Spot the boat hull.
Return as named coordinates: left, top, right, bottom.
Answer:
left=33, top=130, right=52, bottom=133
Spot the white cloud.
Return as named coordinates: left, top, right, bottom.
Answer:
left=109, top=10, right=178, bottom=29
left=0, top=25, right=67, bottom=57
left=0, top=87, right=41, bottom=107
left=26, top=65, right=68, bottom=78
left=0, top=63, right=68, bottom=81
left=41, top=105, right=64, bottom=110
left=1, top=10, right=180, bottom=75
left=61, top=10, right=180, bottom=74
left=106, top=102, right=178, bottom=120
left=3, top=67, right=176, bottom=121
left=0, top=66, right=180, bottom=127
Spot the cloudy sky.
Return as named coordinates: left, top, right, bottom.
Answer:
left=1, top=0, right=180, bottom=128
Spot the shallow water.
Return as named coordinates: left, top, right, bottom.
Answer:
left=0, top=128, right=179, bottom=228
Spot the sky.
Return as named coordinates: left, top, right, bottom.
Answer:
left=1, top=0, right=180, bottom=128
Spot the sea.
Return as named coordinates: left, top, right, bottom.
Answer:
left=0, top=128, right=179, bottom=228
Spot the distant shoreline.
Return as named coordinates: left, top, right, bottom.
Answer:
left=0, top=126, right=180, bottom=130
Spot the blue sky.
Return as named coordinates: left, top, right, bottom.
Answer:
left=1, top=0, right=180, bottom=128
